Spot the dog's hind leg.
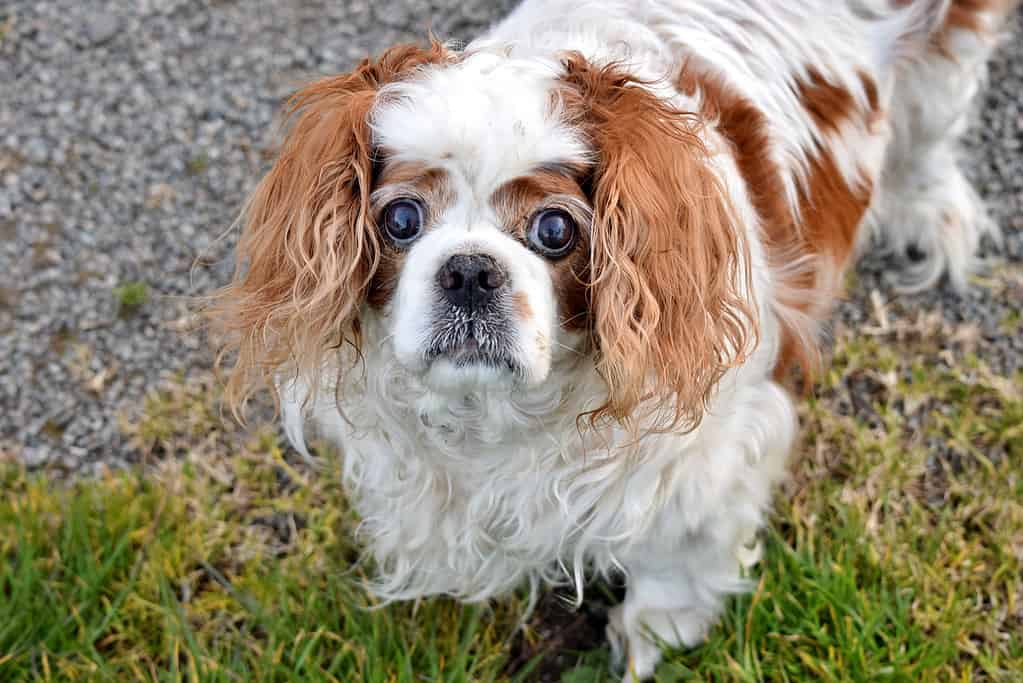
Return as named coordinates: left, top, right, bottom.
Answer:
left=866, top=1, right=1018, bottom=290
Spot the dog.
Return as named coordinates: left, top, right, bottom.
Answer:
left=208, top=1, right=1015, bottom=679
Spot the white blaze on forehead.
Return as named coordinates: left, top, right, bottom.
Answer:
left=370, top=49, right=591, bottom=193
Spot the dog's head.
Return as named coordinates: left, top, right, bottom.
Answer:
left=210, top=43, right=755, bottom=430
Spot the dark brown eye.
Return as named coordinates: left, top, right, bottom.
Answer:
left=528, top=208, right=576, bottom=258
left=382, top=198, right=425, bottom=245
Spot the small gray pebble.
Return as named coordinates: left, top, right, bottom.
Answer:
left=81, top=12, right=122, bottom=48
left=22, top=137, right=49, bottom=164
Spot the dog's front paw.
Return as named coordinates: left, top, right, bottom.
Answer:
left=606, top=604, right=712, bottom=682
left=606, top=604, right=628, bottom=671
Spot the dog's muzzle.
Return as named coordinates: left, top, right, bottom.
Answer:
left=426, top=253, right=517, bottom=370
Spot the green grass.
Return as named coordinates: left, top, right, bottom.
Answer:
left=2, top=294, right=1021, bottom=681
left=113, top=282, right=149, bottom=316
left=186, top=153, right=210, bottom=176
left=0, top=16, right=13, bottom=48
left=1, top=378, right=523, bottom=682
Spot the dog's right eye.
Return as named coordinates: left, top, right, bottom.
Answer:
left=382, top=198, right=425, bottom=246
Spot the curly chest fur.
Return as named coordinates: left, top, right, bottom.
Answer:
left=287, top=346, right=796, bottom=604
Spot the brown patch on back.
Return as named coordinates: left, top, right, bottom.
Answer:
left=792, top=72, right=877, bottom=381
left=678, top=62, right=877, bottom=386
left=795, top=70, right=875, bottom=262
left=677, top=65, right=790, bottom=251
left=787, top=71, right=876, bottom=383
left=799, top=68, right=857, bottom=135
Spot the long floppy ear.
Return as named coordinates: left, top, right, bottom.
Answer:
left=558, top=54, right=756, bottom=431
left=207, top=43, right=450, bottom=417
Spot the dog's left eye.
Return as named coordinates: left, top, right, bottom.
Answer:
left=528, top=208, right=576, bottom=258
left=382, top=198, right=425, bottom=246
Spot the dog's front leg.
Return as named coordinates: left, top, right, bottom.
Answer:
left=606, top=528, right=757, bottom=682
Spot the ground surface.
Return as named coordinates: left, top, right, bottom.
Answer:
left=0, top=0, right=1019, bottom=471
left=0, top=2, right=1021, bottom=682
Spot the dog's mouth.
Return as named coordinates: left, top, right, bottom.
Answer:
left=424, top=317, right=520, bottom=374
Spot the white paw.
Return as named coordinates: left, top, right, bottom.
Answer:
left=872, top=166, right=997, bottom=293
left=606, top=604, right=718, bottom=682
left=618, top=643, right=661, bottom=683
left=898, top=196, right=996, bottom=292
left=606, top=604, right=660, bottom=682
left=606, top=604, right=627, bottom=671
left=735, top=533, right=763, bottom=571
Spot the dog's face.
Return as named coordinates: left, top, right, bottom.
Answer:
left=212, top=43, right=755, bottom=430
left=375, top=155, right=590, bottom=391
left=369, top=51, right=596, bottom=392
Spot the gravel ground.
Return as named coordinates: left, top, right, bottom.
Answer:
left=1, top=2, right=1020, bottom=474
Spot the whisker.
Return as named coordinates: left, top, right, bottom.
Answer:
left=552, top=340, right=585, bottom=357
left=559, top=311, right=590, bottom=326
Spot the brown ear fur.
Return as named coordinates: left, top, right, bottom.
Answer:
left=558, top=54, right=756, bottom=432
left=207, top=43, right=450, bottom=418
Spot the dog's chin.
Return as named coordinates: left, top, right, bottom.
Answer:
left=422, top=349, right=524, bottom=394
left=423, top=357, right=519, bottom=394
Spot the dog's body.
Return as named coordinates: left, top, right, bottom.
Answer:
left=212, top=1, right=1014, bottom=679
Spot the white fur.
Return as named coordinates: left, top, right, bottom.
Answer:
left=275, top=1, right=1002, bottom=679
left=866, top=14, right=1005, bottom=291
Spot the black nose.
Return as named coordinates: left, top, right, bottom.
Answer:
left=436, top=253, right=508, bottom=311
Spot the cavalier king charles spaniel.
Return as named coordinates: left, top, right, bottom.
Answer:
left=209, top=0, right=1015, bottom=678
